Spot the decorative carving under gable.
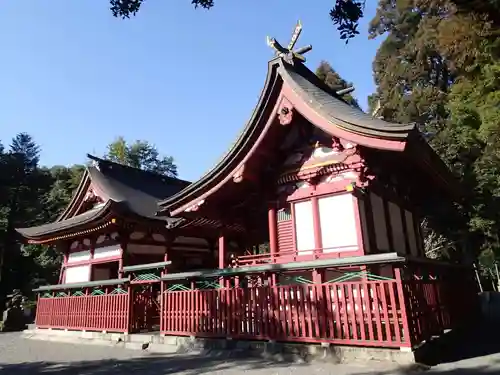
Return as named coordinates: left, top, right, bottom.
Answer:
left=277, top=98, right=294, bottom=126
left=278, top=135, right=361, bottom=187
left=82, top=186, right=104, bottom=210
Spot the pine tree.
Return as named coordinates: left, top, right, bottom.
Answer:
left=105, top=137, right=178, bottom=177
left=316, top=61, right=361, bottom=109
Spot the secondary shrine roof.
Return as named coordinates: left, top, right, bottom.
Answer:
left=16, top=155, right=190, bottom=241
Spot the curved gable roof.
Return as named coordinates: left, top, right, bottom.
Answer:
left=157, top=58, right=420, bottom=216
left=16, top=156, right=191, bottom=240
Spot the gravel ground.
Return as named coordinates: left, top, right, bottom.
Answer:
left=0, top=332, right=499, bottom=375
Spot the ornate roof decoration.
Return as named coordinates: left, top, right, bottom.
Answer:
left=266, top=20, right=312, bottom=65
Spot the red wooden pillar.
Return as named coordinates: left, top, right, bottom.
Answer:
left=160, top=238, right=171, bottom=334
left=311, top=196, right=323, bottom=258
left=219, top=234, right=226, bottom=287
left=118, top=244, right=126, bottom=279
left=268, top=203, right=278, bottom=286
left=88, top=238, right=95, bottom=281
left=268, top=203, right=278, bottom=262
left=59, top=247, right=68, bottom=284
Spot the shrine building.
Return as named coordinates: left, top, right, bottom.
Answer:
left=17, top=23, right=477, bottom=352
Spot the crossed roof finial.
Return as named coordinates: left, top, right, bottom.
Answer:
left=267, top=20, right=313, bottom=65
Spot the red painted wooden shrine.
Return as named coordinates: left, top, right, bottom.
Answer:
left=17, top=23, right=477, bottom=351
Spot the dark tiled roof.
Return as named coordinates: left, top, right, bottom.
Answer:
left=16, top=202, right=114, bottom=238
left=157, top=58, right=418, bottom=215
left=16, top=156, right=190, bottom=239
left=280, top=64, right=416, bottom=138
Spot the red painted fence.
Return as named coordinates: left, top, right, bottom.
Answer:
left=35, top=293, right=129, bottom=332
left=161, top=280, right=409, bottom=347
left=34, top=269, right=476, bottom=349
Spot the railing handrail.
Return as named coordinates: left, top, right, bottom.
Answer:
left=237, top=245, right=359, bottom=260
left=33, top=278, right=130, bottom=292
left=123, top=261, right=172, bottom=273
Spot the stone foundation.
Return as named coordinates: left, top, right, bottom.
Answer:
left=22, top=327, right=417, bottom=365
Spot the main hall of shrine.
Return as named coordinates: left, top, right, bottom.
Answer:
left=17, top=23, right=476, bottom=351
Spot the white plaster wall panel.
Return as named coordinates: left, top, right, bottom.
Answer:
left=405, top=209, right=419, bottom=256
left=93, top=244, right=121, bottom=259
left=128, top=244, right=166, bottom=255
left=318, top=194, right=358, bottom=253
left=370, top=193, right=390, bottom=252
left=389, top=201, right=406, bottom=254
left=294, top=200, right=315, bottom=254
left=67, top=250, right=91, bottom=264
left=64, top=265, right=90, bottom=283
left=93, top=267, right=111, bottom=281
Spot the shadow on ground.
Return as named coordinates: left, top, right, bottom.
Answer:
left=0, top=351, right=304, bottom=375
left=415, top=320, right=500, bottom=366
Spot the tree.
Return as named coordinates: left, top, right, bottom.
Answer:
left=108, top=0, right=500, bottom=42
left=104, top=136, right=178, bottom=177
left=316, top=61, right=360, bottom=109
left=368, top=0, right=500, bottom=266
left=0, top=134, right=56, bottom=299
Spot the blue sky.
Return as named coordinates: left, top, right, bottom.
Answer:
left=0, top=0, right=383, bottom=182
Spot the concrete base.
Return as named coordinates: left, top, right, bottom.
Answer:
left=22, top=327, right=417, bottom=365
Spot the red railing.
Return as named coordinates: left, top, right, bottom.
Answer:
left=130, top=288, right=160, bottom=333
left=36, top=293, right=129, bottom=332
left=235, top=246, right=361, bottom=267
left=161, top=280, right=409, bottom=347
left=405, top=277, right=476, bottom=344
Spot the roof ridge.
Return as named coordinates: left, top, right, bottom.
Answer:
left=86, top=154, right=190, bottom=185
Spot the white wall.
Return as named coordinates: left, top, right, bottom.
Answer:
left=67, top=250, right=91, bottom=264
left=64, top=265, right=90, bottom=284
left=318, top=194, right=358, bottom=253
left=294, top=200, right=315, bottom=254
left=93, top=244, right=121, bottom=259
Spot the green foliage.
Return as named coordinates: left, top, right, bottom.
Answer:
left=0, top=134, right=58, bottom=297
left=315, top=61, right=361, bottom=109
left=0, top=133, right=178, bottom=299
left=108, top=0, right=366, bottom=41
left=104, top=136, right=178, bottom=177
left=107, top=0, right=500, bottom=42
left=369, top=0, right=500, bottom=268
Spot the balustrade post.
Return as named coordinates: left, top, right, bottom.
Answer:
left=394, top=267, right=413, bottom=349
